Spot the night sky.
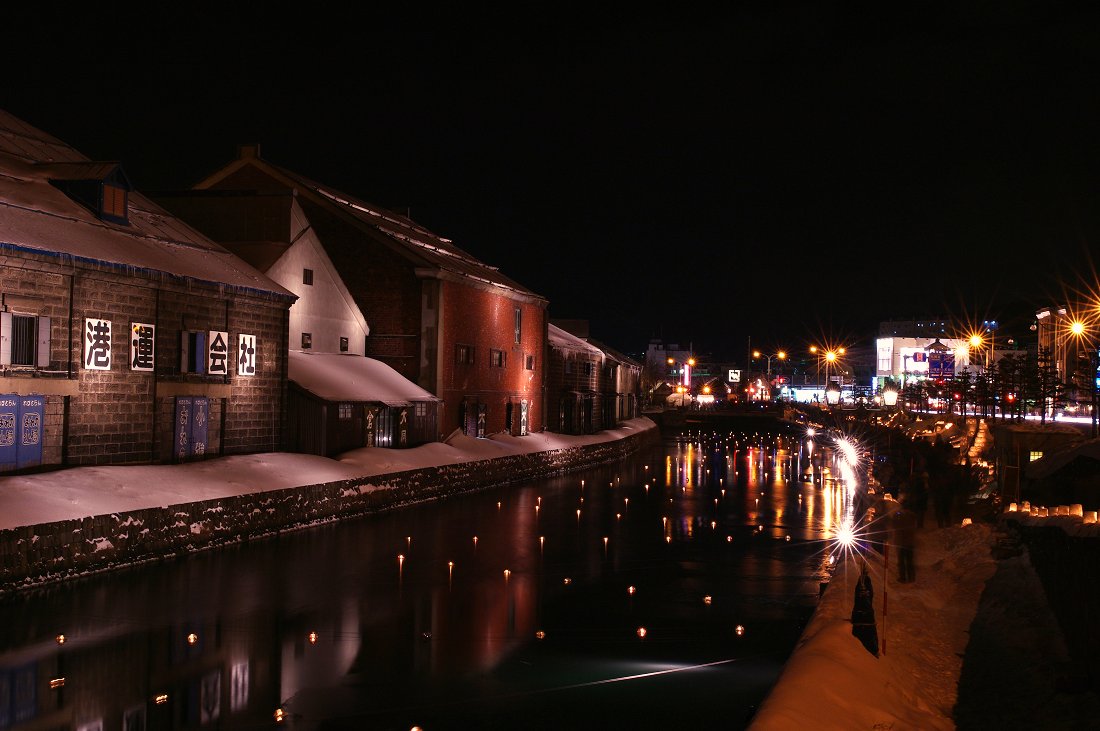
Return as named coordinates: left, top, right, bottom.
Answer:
left=5, top=5, right=1100, bottom=360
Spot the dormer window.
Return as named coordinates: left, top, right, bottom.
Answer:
left=46, top=161, right=133, bottom=225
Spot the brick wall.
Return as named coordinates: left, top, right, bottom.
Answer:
left=0, top=424, right=660, bottom=592
left=439, top=280, right=547, bottom=435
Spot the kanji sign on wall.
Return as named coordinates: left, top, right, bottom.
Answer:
left=130, top=322, right=155, bottom=371
left=237, top=333, right=256, bottom=376
left=207, top=331, right=229, bottom=376
left=84, top=318, right=112, bottom=370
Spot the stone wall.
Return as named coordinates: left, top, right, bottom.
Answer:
left=0, top=425, right=659, bottom=593
left=1, top=250, right=292, bottom=468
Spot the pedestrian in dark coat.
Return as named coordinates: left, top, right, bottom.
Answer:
left=909, top=470, right=930, bottom=528
left=851, top=562, right=879, bottom=656
left=932, top=472, right=953, bottom=528
left=892, top=503, right=918, bottom=582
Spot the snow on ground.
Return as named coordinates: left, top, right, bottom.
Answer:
left=0, top=418, right=656, bottom=531
left=750, top=515, right=1100, bottom=730
left=6, top=414, right=1095, bottom=727
left=750, top=523, right=995, bottom=730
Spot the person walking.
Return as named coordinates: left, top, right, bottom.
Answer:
left=850, top=561, right=879, bottom=656
left=910, top=469, right=930, bottom=528
left=892, top=501, right=918, bottom=583
left=871, top=491, right=900, bottom=557
left=932, top=470, right=953, bottom=528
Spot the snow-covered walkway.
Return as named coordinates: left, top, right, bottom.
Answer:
left=749, top=513, right=1100, bottom=729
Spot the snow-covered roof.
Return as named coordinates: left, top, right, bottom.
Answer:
left=194, top=148, right=546, bottom=304
left=1026, top=438, right=1100, bottom=480
left=0, top=109, right=294, bottom=300
left=549, top=323, right=604, bottom=357
left=288, top=350, right=440, bottom=405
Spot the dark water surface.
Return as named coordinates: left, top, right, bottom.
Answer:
left=0, top=426, right=851, bottom=730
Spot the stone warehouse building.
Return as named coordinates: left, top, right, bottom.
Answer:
left=546, top=323, right=641, bottom=434
left=156, top=145, right=549, bottom=440
left=0, top=110, right=296, bottom=472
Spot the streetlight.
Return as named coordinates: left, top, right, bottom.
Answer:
left=881, top=382, right=899, bottom=410
left=752, top=349, right=787, bottom=378
left=666, top=356, right=695, bottom=387
left=810, top=345, right=846, bottom=395
left=1066, top=319, right=1099, bottom=438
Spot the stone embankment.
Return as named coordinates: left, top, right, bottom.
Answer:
left=0, top=426, right=659, bottom=593
left=999, top=511, right=1100, bottom=693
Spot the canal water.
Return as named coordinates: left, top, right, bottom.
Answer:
left=0, top=424, right=854, bottom=730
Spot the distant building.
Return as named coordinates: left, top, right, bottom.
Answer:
left=551, top=321, right=640, bottom=426
left=0, top=111, right=295, bottom=472
left=545, top=324, right=639, bottom=433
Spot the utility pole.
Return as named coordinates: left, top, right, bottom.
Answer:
left=746, top=335, right=752, bottom=387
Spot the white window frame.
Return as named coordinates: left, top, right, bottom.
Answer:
left=0, top=312, right=50, bottom=368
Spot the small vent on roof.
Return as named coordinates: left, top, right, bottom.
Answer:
left=45, top=161, right=133, bottom=225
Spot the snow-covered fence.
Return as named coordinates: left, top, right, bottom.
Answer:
left=0, top=428, right=659, bottom=593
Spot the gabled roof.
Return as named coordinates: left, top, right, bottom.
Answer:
left=550, top=320, right=639, bottom=367
left=0, top=110, right=295, bottom=300
left=549, top=323, right=604, bottom=358
left=40, top=161, right=132, bottom=188
left=194, top=146, right=546, bottom=304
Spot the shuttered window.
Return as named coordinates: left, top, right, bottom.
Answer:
left=0, top=313, right=50, bottom=368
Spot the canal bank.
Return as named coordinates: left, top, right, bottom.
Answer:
left=748, top=509, right=1100, bottom=730
left=0, top=418, right=660, bottom=594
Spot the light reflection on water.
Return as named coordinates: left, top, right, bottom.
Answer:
left=0, top=422, right=857, bottom=730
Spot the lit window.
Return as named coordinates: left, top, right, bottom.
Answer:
left=456, top=344, right=475, bottom=365
left=102, top=184, right=127, bottom=220
left=1029, top=450, right=1043, bottom=463
left=303, top=268, right=314, bottom=286
left=525, top=354, right=535, bottom=371
left=490, top=349, right=505, bottom=368
left=514, top=308, right=522, bottom=344
left=339, top=404, right=353, bottom=420
left=415, top=402, right=427, bottom=417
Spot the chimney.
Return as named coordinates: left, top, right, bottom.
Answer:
left=238, top=144, right=261, bottom=160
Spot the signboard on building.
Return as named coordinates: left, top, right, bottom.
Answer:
left=728, top=369, right=741, bottom=383
left=84, top=318, right=112, bottom=370
left=237, top=333, right=257, bottom=376
left=207, top=331, right=229, bottom=376
left=130, top=322, right=155, bottom=371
